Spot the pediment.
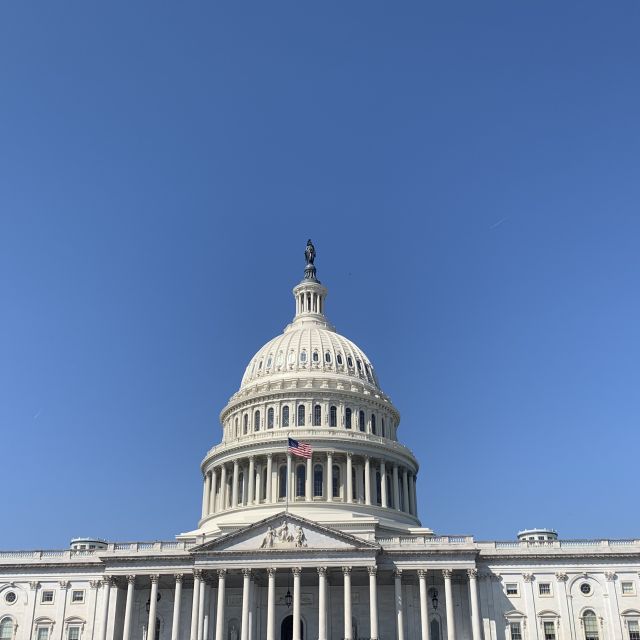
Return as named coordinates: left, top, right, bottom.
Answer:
left=192, top=512, right=379, bottom=554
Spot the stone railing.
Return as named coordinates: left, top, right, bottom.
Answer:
left=480, top=539, right=640, bottom=551
left=378, top=535, right=475, bottom=546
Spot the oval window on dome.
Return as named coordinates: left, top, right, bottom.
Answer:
left=276, top=352, right=284, bottom=366
left=336, top=353, right=343, bottom=366
left=288, top=351, right=295, bottom=365
left=266, top=356, right=272, bottom=369
left=300, top=351, right=307, bottom=363
left=312, top=351, right=319, bottom=363
left=347, top=356, right=353, bottom=368
left=325, top=351, right=332, bottom=363
left=258, top=360, right=263, bottom=370
left=356, top=359, right=362, bottom=372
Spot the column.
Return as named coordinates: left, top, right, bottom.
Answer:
left=380, top=460, right=388, bottom=508
left=241, top=569, right=251, bottom=640
left=220, top=465, right=227, bottom=510
left=267, top=568, right=276, bottom=640
left=408, top=473, right=416, bottom=516
left=27, top=582, right=40, bottom=640
left=443, top=569, right=456, bottom=640
left=197, top=580, right=207, bottom=640
left=318, top=568, right=328, bottom=640
left=605, top=572, right=624, bottom=640
left=97, top=577, right=112, bottom=640
left=343, top=567, right=353, bottom=640
left=210, top=469, right=218, bottom=514
left=402, top=468, right=409, bottom=512
left=412, top=475, right=418, bottom=517
left=171, top=574, right=183, bottom=640
left=266, top=454, right=273, bottom=503
left=56, top=581, right=69, bottom=640
left=468, top=569, right=482, bottom=640
left=287, top=452, right=293, bottom=501
left=248, top=456, right=255, bottom=505
left=148, top=575, right=160, bottom=640
left=356, top=463, right=364, bottom=502
left=364, top=457, right=372, bottom=505
left=346, top=453, right=353, bottom=503
left=190, top=570, right=202, bottom=640
left=522, top=574, right=540, bottom=640
left=292, top=568, right=302, bottom=640
left=306, top=456, right=313, bottom=501
left=232, top=460, right=239, bottom=508
left=419, top=570, right=430, bottom=640
left=394, top=569, right=404, bottom=640
left=86, top=581, right=99, bottom=640
left=326, top=452, right=333, bottom=501
left=215, top=570, right=226, bottom=640
left=122, top=576, right=136, bottom=640
left=368, top=567, right=379, bottom=640
left=392, top=464, right=400, bottom=511
left=554, top=573, right=574, bottom=640
left=202, top=473, right=212, bottom=518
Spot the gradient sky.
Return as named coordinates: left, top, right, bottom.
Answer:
left=1, top=2, right=639, bottom=549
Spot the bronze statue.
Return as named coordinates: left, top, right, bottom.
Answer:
left=304, top=239, right=316, bottom=266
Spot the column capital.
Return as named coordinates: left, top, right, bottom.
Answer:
left=393, top=568, right=403, bottom=579
left=103, top=576, right=116, bottom=588
left=523, top=573, right=534, bottom=583
left=217, top=569, right=227, bottom=579
left=174, top=573, right=184, bottom=583
left=193, top=569, right=203, bottom=580
left=555, top=572, right=568, bottom=583
left=417, top=569, right=428, bottom=579
left=29, top=581, right=40, bottom=591
left=242, top=568, right=252, bottom=577
left=267, top=567, right=277, bottom=577
left=467, top=568, right=478, bottom=580
left=442, top=569, right=453, bottom=579
left=342, top=566, right=352, bottom=575
left=89, top=580, right=100, bottom=590
left=367, top=566, right=378, bottom=577
left=347, top=452, right=353, bottom=458
left=604, top=571, right=617, bottom=582
left=59, top=580, right=70, bottom=590
left=150, top=574, right=160, bottom=584
left=317, top=567, right=327, bottom=577
left=291, top=567, right=302, bottom=576
left=267, top=452, right=273, bottom=460
left=127, top=575, right=136, bottom=585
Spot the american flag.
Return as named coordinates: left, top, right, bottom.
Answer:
left=288, top=437, right=312, bottom=459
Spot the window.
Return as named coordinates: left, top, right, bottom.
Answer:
left=581, top=583, right=592, bottom=595
left=254, top=410, right=260, bottom=431
left=41, top=591, right=55, bottom=603
left=282, top=406, right=290, bottom=427
left=336, top=353, right=343, bottom=366
left=325, top=351, right=332, bottom=364
left=539, top=583, right=551, bottom=596
left=243, top=414, right=248, bottom=434
left=276, top=352, right=283, bottom=366
left=544, top=621, right=556, bottom=640
left=37, top=629, right=50, bottom=640
left=347, top=356, right=353, bottom=368
left=234, top=417, right=238, bottom=437
left=356, top=359, right=362, bottom=372
left=313, top=465, right=323, bottom=497
left=375, top=471, right=382, bottom=505
left=267, top=408, right=274, bottom=429
left=506, top=583, right=519, bottom=596
left=313, top=404, right=321, bottom=426
left=4, top=592, right=16, bottom=604
left=371, top=414, right=376, bottom=434
left=510, top=623, right=522, bottom=640
left=67, top=627, right=81, bottom=640
left=332, top=465, right=341, bottom=498
left=583, top=611, right=599, bottom=640
left=266, top=356, right=272, bottom=369
left=622, top=582, right=635, bottom=595
left=345, top=408, right=352, bottom=429
left=329, top=406, right=337, bottom=427
left=287, top=351, right=295, bottom=365
left=299, top=351, right=307, bottom=363
left=296, top=465, right=305, bottom=498
left=312, top=351, right=319, bottom=363
left=358, top=410, right=365, bottom=431
left=0, top=619, right=14, bottom=640
left=297, top=405, right=305, bottom=426
left=628, top=620, right=640, bottom=640
left=278, top=466, right=287, bottom=499
left=71, top=590, right=84, bottom=603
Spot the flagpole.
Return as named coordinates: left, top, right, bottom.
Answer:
left=286, top=432, right=290, bottom=514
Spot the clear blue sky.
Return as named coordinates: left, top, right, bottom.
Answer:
left=1, top=3, right=639, bottom=549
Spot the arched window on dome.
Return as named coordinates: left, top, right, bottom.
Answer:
left=375, top=471, right=382, bottom=505
left=254, top=410, right=260, bottom=431
left=332, top=465, right=341, bottom=499
left=282, top=406, right=290, bottom=428
left=325, top=351, right=332, bottom=364
left=297, top=405, right=305, bottom=427
left=329, top=406, right=337, bottom=427
left=347, top=356, right=353, bottom=368
left=267, top=408, right=274, bottom=429
left=299, top=350, right=307, bottom=364
left=312, top=351, right=319, bottom=363
left=313, top=464, right=323, bottom=497
left=287, top=351, right=295, bottom=365
left=243, top=414, right=248, bottom=435
left=296, top=465, right=305, bottom=498
left=278, top=466, right=287, bottom=500
left=345, top=408, right=352, bottom=429
left=0, top=618, right=15, bottom=640
left=266, top=356, right=272, bottom=369
left=583, top=611, right=599, bottom=640
left=313, top=404, right=321, bottom=426
left=336, top=353, right=343, bottom=366
left=358, top=410, right=365, bottom=432
left=371, top=414, right=376, bottom=435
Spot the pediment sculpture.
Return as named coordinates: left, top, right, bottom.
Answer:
left=260, top=521, right=307, bottom=549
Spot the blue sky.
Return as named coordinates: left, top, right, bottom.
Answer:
left=1, top=3, right=639, bottom=549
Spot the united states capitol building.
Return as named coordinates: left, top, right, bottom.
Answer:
left=2, top=242, right=639, bottom=640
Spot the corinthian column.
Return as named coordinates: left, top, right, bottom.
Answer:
left=241, top=569, right=251, bottom=640
left=468, top=569, right=482, bottom=640
left=380, top=460, right=388, bottom=508
left=443, top=569, right=456, bottom=640
left=343, top=567, right=353, bottom=640
left=418, top=570, right=430, bottom=640
left=368, top=567, right=379, bottom=640
left=394, top=569, right=404, bottom=640
left=97, top=577, right=113, bottom=640
left=318, top=568, right=328, bottom=640
left=364, top=457, right=372, bottom=505
left=122, top=576, right=135, bottom=640
left=267, top=568, right=276, bottom=640
left=215, top=570, right=226, bottom=640
left=232, top=460, right=239, bottom=508
left=171, top=574, right=183, bottom=640
left=346, top=453, right=353, bottom=504
left=248, top=456, right=255, bottom=504
left=292, top=568, right=302, bottom=640
left=266, top=454, right=273, bottom=503
left=147, top=575, right=160, bottom=640
left=190, top=570, right=202, bottom=640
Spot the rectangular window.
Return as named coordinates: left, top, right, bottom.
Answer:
left=67, top=627, right=80, bottom=640
left=539, top=583, right=552, bottom=596
left=41, top=590, right=55, bottom=603
left=544, top=621, right=556, bottom=640
left=622, top=582, right=635, bottom=595
left=628, top=620, right=640, bottom=640
left=510, top=622, right=522, bottom=640
left=506, top=583, right=519, bottom=596
left=71, top=590, right=85, bottom=603
left=37, top=629, right=50, bottom=640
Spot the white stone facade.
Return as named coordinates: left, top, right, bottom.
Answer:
left=2, top=245, right=639, bottom=640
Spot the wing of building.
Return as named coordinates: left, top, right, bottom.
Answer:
left=2, top=242, right=639, bottom=640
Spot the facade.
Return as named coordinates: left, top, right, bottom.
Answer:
left=2, top=243, right=639, bottom=640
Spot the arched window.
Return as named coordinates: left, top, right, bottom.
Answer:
left=313, top=464, right=323, bottom=497
left=371, top=414, right=376, bottom=434
left=254, top=410, right=260, bottom=431
left=0, top=619, right=14, bottom=640
left=375, top=471, right=382, bottom=505
left=583, top=611, right=599, bottom=640
left=345, top=408, right=352, bottom=429
left=313, top=404, right=321, bottom=426
left=381, top=418, right=385, bottom=438
left=332, top=465, right=341, bottom=499
left=243, top=414, right=248, bottom=434
left=431, top=618, right=442, bottom=640
left=267, top=408, right=274, bottom=429
left=282, top=406, right=290, bottom=427
left=296, top=465, right=306, bottom=498
left=312, top=351, right=319, bottom=363
left=300, top=350, right=307, bottom=364
left=358, top=410, right=365, bottom=432
left=330, top=406, right=337, bottom=427
left=325, top=351, right=332, bottom=364
left=297, top=405, right=305, bottom=426
left=347, top=356, right=353, bottom=368
left=278, top=466, right=287, bottom=499
left=336, top=353, right=343, bottom=366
